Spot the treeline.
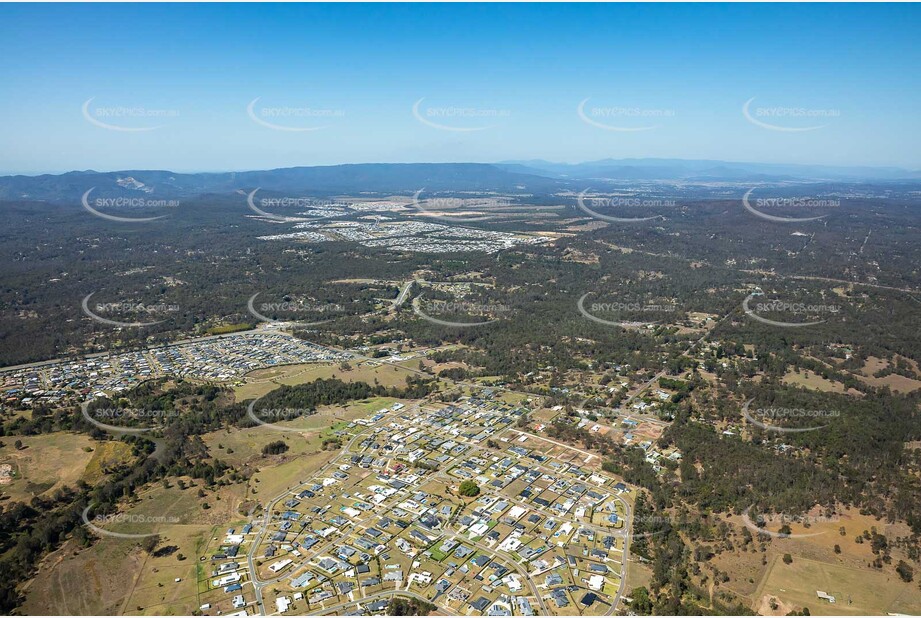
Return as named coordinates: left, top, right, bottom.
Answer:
left=250, top=376, right=435, bottom=414
left=0, top=430, right=229, bottom=612
left=386, top=596, right=437, bottom=616
left=0, top=380, right=240, bottom=612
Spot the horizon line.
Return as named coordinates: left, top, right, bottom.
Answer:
left=3, top=156, right=920, bottom=179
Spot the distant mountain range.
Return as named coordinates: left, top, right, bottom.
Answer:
left=1, top=159, right=919, bottom=203
left=0, top=164, right=559, bottom=202
left=499, top=158, right=921, bottom=182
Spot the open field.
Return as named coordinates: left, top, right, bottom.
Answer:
left=233, top=361, right=418, bottom=400
left=707, top=508, right=921, bottom=615
left=754, top=554, right=921, bottom=616
left=22, top=537, right=147, bottom=615
left=119, top=524, right=217, bottom=616
left=853, top=356, right=921, bottom=393
left=0, top=432, right=95, bottom=502
left=22, top=525, right=215, bottom=616
left=23, top=481, right=244, bottom=615
left=248, top=449, right=337, bottom=502
left=781, top=369, right=860, bottom=395
left=204, top=396, right=403, bottom=466
left=625, top=560, right=653, bottom=597
left=82, top=440, right=135, bottom=485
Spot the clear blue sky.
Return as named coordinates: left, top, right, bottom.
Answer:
left=1, top=3, right=919, bottom=174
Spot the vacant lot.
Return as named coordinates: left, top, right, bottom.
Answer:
left=204, top=396, right=401, bottom=467
left=852, top=356, right=921, bottom=393
left=781, top=369, right=860, bottom=395
left=82, top=440, right=135, bottom=485
left=234, top=360, right=417, bottom=400
left=23, top=524, right=213, bottom=616
left=754, top=554, right=921, bottom=616
left=710, top=508, right=920, bottom=615
left=0, top=432, right=95, bottom=502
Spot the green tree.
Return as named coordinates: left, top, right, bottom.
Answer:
left=458, top=480, right=480, bottom=497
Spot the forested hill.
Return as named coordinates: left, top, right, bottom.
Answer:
left=0, top=163, right=561, bottom=202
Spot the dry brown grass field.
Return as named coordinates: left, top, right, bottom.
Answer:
left=706, top=508, right=921, bottom=616
left=0, top=432, right=95, bottom=502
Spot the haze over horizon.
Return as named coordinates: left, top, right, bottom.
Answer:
left=3, top=156, right=919, bottom=181
left=1, top=3, right=919, bottom=174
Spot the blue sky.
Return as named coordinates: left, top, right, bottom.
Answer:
left=0, top=3, right=919, bottom=174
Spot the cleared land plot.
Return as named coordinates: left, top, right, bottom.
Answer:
left=22, top=524, right=211, bottom=616
left=781, top=370, right=860, bottom=395
left=852, top=356, right=921, bottom=393
left=234, top=361, right=418, bottom=400
left=0, top=432, right=95, bottom=501
left=82, top=440, right=135, bottom=485
left=204, top=396, right=404, bottom=467
left=755, top=554, right=921, bottom=616
left=713, top=509, right=917, bottom=611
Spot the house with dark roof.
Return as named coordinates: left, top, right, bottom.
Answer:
left=318, top=557, right=339, bottom=573
left=454, top=544, right=474, bottom=559
left=337, top=581, right=354, bottom=595
left=580, top=592, right=598, bottom=607
left=550, top=588, right=569, bottom=607
left=367, top=599, right=388, bottom=612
